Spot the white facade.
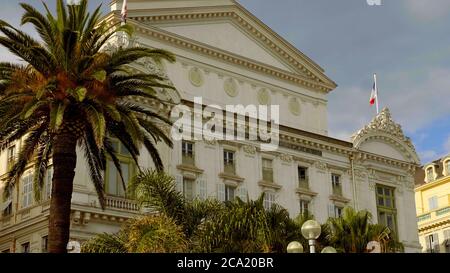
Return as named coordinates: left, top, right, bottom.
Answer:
left=0, top=0, right=421, bottom=252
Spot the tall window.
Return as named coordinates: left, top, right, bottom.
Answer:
left=106, top=141, right=135, bottom=198
left=444, top=230, right=450, bottom=253
left=426, top=167, right=434, bottom=181
left=21, top=242, right=30, bottom=253
left=6, top=145, right=16, bottom=170
left=262, top=158, right=273, bottom=182
left=376, top=185, right=398, bottom=236
left=446, top=161, right=450, bottom=176
left=428, top=196, right=438, bottom=211
left=331, top=174, right=342, bottom=196
left=182, top=141, right=195, bottom=165
left=41, top=236, right=48, bottom=253
left=183, top=178, right=195, bottom=201
left=263, top=192, right=276, bottom=210
left=44, top=167, right=53, bottom=201
left=299, top=200, right=309, bottom=215
left=22, top=174, right=33, bottom=208
left=298, top=166, right=308, bottom=189
left=225, top=185, right=235, bottom=202
left=224, top=150, right=236, bottom=175
left=426, top=234, right=440, bottom=253
left=334, top=206, right=343, bottom=218
left=2, top=185, right=13, bottom=217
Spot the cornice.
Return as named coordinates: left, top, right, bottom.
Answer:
left=104, top=14, right=335, bottom=93
left=107, top=3, right=335, bottom=87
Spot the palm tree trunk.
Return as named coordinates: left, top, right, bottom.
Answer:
left=48, top=132, right=78, bottom=253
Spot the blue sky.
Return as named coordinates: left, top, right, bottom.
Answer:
left=1, top=0, right=450, bottom=164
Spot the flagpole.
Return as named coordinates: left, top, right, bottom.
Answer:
left=374, top=73, right=379, bottom=114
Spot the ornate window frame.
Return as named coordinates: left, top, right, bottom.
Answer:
left=424, top=164, right=437, bottom=183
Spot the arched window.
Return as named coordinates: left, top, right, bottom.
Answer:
left=426, top=167, right=435, bottom=182
left=444, top=160, right=450, bottom=176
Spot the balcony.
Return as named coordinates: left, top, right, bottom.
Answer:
left=332, top=184, right=343, bottom=196
left=417, top=213, right=431, bottom=222
left=298, top=177, right=309, bottom=190
left=224, top=163, right=236, bottom=175
left=262, top=168, right=273, bottom=182
left=182, top=154, right=195, bottom=166
left=6, top=157, right=16, bottom=171
left=105, top=196, right=139, bottom=212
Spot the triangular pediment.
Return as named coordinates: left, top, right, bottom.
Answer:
left=110, top=0, right=337, bottom=92
left=160, top=21, right=297, bottom=73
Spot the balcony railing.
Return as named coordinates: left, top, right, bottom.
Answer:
left=436, top=206, right=450, bottom=216
left=332, top=184, right=343, bottom=196
left=6, top=157, right=16, bottom=171
left=182, top=154, right=195, bottom=166
left=105, top=196, right=138, bottom=211
left=298, top=177, right=309, bottom=190
left=224, top=163, right=236, bottom=175
left=417, top=213, right=431, bottom=222
left=262, top=168, right=273, bottom=182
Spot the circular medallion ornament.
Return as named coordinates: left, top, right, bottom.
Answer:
left=224, top=78, right=239, bottom=97
left=257, top=88, right=271, bottom=105
left=188, top=67, right=204, bottom=87
left=289, top=98, right=301, bottom=116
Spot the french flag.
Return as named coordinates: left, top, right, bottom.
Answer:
left=370, top=74, right=378, bottom=106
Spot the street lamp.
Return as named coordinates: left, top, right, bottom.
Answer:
left=286, top=241, right=303, bottom=253
left=301, top=220, right=321, bottom=253
left=321, top=246, right=337, bottom=253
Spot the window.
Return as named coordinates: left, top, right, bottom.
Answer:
left=331, top=174, right=342, bottom=196
left=426, top=167, right=434, bottom=181
left=44, top=167, right=53, bottom=200
left=225, top=185, right=236, bottom=202
left=446, top=161, right=450, bottom=176
left=2, top=186, right=13, bottom=217
left=299, top=200, right=309, bottom=215
left=182, top=141, right=195, bottom=165
left=428, top=196, right=438, bottom=211
left=298, top=167, right=309, bottom=189
left=41, top=236, right=48, bottom=253
left=183, top=178, right=195, bottom=201
left=224, top=150, right=236, bottom=174
left=263, top=192, right=276, bottom=210
left=106, top=141, right=135, bottom=198
left=376, top=185, right=398, bottom=236
left=426, top=234, right=440, bottom=253
left=335, top=206, right=343, bottom=218
left=21, top=242, right=30, bottom=253
left=444, top=230, right=450, bottom=253
left=262, top=159, right=274, bottom=182
left=6, top=145, right=16, bottom=170
left=22, top=174, right=33, bottom=208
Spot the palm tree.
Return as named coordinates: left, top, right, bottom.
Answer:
left=82, top=214, right=188, bottom=253
left=0, top=0, right=175, bottom=252
left=127, top=170, right=223, bottom=240
left=326, top=207, right=403, bottom=253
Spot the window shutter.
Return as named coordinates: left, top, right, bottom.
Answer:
left=263, top=193, right=269, bottom=210
left=196, top=178, right=207, bottom=200
left=238, top=186, right=248, bottom=202
left=175, top=175, right=184, bottom=193
left=217, top=183, right=225, bottom=202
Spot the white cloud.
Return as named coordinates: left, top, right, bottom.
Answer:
left=405, top=0, right=450, bottom=21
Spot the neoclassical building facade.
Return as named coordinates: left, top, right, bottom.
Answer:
left=0, top=0, right=421, bottom=252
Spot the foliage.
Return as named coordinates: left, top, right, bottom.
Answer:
left=128, top=169, right=223, bottom=238
left=82, top=214, right=187, bottom=253
left=0, top=0, right=175, bottom=205
left=326, top=207, right=403, bottom=253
